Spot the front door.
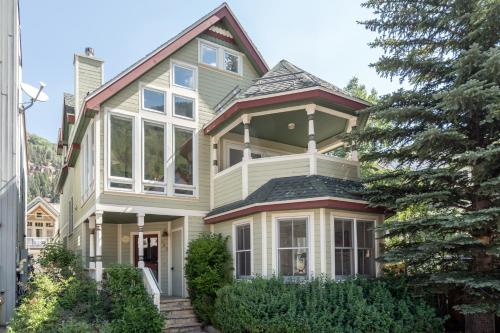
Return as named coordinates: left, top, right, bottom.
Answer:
left=171, top=229, right=183, bottom=297
left=134, top=234, right=159, bottom=280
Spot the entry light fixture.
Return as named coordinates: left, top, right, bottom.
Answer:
left=288, top=122, right=295, bottom=130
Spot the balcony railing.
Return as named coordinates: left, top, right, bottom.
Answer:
left=26, top=237, right=51, bottom=248
left=213, top=152, right=360, bottom=208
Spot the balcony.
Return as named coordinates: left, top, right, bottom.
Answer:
left=214, top=153, right=359, bottom=208
left=26, top=237, right=51, bottom=249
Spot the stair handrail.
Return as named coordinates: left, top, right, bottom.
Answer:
left=141, top=267, right=161, bottom=310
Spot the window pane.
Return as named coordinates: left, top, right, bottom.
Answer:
left=201, top=44, right=217, bottom=66
left=229, top=148, right=243, bottom=166
left=293, top=219, right=307, bottom=248
left=143, top=122, right=165, bottom=182
left=174, top=95, right=194, bottom=119
left=174, top=127, right=193, bottom=185
left=110, top=115, right=133, bottom=179
left=224, top=51, right=239, bottom=73
left=143, top=89, right=165, bottom=112
left=236, top=251, right=251, bottom=278
left=334, top=218, right=353, bottom=247
left=110, top=182, right=133, bottom=189
left=358, top=249, right=374, bottom=276
left=279, top=249, right=307, bottom=277
left=236, top=224, right=250, bottom=251
left=357, top=220, right=375, bottom=276
left=279, top=220, right=293, bottom=248
left=174, top=65, right=194, bottom=89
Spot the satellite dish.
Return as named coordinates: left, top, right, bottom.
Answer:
left=21, top=82, right=49, bottom=102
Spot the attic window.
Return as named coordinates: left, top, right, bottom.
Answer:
left=36, top=212, right=43, bottom=219
left=201, top=44, right=217, bottom=67
left=198, top=40, right=242, bottom=75
left=224, top=51, right=240, bottom=74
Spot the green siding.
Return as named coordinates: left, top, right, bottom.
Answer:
left=317, top=158, right=359, bottom=180
left=102, top=224, right=118, bottom=267
left=76, top=56, right=103, bottom=110
left=214, top=166, right=242, bottom=208
left=247, top=157, right=310, bottom=193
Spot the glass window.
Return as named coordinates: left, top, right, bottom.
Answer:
left=229, top=148, right=261, bottom=167
left=173, top=64, right=195, bottom=89
left=143, top=88, right=165, bottom=112
left=143, top=122, right=165, bottom=191
left=235, top=224, right=251, bottom=278
left=224, top=51, right=239, bottom=73
left=201, top=43, right=217, bottom=67
left=334, top=218, right=354, bottom=277
left=278, top=218, right=308, bottom=278
left=357, top=220, right=375, bottom=276
left=36, top=212, right=42, bottom=219
left=36, top=229, right=42, bottom=237
left=109, top=115, right=133, bottom=187
left=68, top=197, right=74, bottom=233
left=173, top=95, right=194, bottom=119
left=174, top=127, right=194, bottom=187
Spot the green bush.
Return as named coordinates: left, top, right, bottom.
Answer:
left=185, top=233, right=233, bottom=324
left=213, top=277, right=445, bottom=333
left=37, top=242, right=83, bottom=279
left=100, top=264, right=164, bottom=333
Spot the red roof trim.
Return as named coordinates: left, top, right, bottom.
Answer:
left=204, top=89, right=368, bottom=135
left=67, top=114, right=75, bottom=124
left=84, top=4, right=267, bottom=111
left=204, top=29, right=235, bottom=44
left=204, top=199, right=385, bottom=224
left=66, top=143, right=81, bottom=166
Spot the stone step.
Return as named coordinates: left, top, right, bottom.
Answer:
left=166, top=314, right=199, bottom=326
left=163, top=308, right=196, bottom=318
left=161, top=303, right=194, bottom=312
left=161, top=299, right=192, bottom=310
left=163, top=322, right=203, bottom=333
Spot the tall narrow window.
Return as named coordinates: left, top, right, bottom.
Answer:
left=334, top=218, right=354, bottom=277
left=357, top=220, right=375, bottom=276
left=143, top=121, right=166, bottom=193
left=109, top=114, right=133, bottom=190
left=68, top=197, right=74, bottom=234
left=278, top=218, right=308, bottom=278
left=82, top=122, right=95, bottom=200
left=174, top=127, right=194, bottom=195
left=235, top=224, right=251, bottom=278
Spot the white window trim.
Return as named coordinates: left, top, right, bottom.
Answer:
left=171, top=60, right=198, bottom=91
left=140, top=84, right=167, bottom=114
left=105, top=110, right=136, bottom=192
left=172, top=93, right=196, bottom=121
left=330, top=215, right=377, bottom=280
left=271, top=211, right=314, bottom=279
left=172, top=124, right=198, bottom=197
left=142, top=119, right=167, bottom=194
left=232, top=219, right=253, bottom=278
left=198, top=39, right=243, bottom=76
left=81, top=120, right=96, bottom=204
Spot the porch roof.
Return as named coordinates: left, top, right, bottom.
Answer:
left=205, top=175, right=385, bottom=224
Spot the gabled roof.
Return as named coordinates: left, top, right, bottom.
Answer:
left=27, top=196, right=59, bottom=217
left=204, top=59, right=371, bottom=135
left=205, top=175, right=385, bottom=224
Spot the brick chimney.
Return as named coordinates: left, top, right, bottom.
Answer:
left=74, top=47, right=104, bottom=118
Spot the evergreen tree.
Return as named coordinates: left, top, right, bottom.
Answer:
left=351, top=1, right=500, bottom=331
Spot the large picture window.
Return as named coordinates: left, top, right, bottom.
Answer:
left=109, top=114, right=134, bottom=190
left=333, top=217, right=375, bottom=278
left=174, top=126, right=194, bottom=195
left=235, top=223, right=251, bottom=278
left=278, top=218, right=308, bottom=278
left=143, top=121, right=166, bottom=193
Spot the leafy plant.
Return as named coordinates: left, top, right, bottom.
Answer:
left=213, top=277, right=445, bottom=333
left=185, top=233, right=233, bottom=324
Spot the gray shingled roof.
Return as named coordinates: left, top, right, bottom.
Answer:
left=215, top=60, right=364, bottom=112
left=207, top=175, right=364, bottom=217
left=63, top=93, right=75, bottom=114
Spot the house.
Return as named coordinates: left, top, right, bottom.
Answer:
left=0, top=0, right=28, bottom=329
left=55, top=3, right=385, bottom=299
left=26, top=197, right=59, bottom=259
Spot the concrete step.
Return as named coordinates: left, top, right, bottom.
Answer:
left=166, top=314, right=199, bottom=326
left=163, top=322, right=203, bottom=333
left=160, top=299, right=192, bottom=311
left=162, top=307, right=196, bottom=317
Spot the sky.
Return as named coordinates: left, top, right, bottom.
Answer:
left=21, top=0, right=403, bottom=142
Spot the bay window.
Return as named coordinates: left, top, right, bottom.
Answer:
left=142, top=121, right=166, bottom=193
left=278, top=218, right=308, bottom=278
left=108, top=114, right=134, bottom=190
left=333, top=217, right=375, bottom=278
left=234, top=223, right=251, bottom=278
left=174, top=126, right=194, bottom=195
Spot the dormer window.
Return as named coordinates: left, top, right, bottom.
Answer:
left=173, top=64, right=195, bottom=90
left=142, top=88, right=166, bottom=113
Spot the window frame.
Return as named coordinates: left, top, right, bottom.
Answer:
left=81, top=121, right=95, bottom=203
left=198, top=39, right=243, bottom=76
left=275, top=215, right=311, bottom=279
left=141, top=86, right=167, bottom=114
left=172, top=125, right=196, bottom=197
left=172, top=94, right=196, bottom=121
left=68, top=197, right=74, bottom=235
left=172, top=61, right=197, bottom=91
left=36, top=212, right=43, bottom=219
left=199, top=42, right=218, bottom=67
left=232, top=220, right=253, bottom=279
left=223, top=49, right=242, bottom=75
left=331, top=215, right=377, bottom=279
left=106, top=111, right=135, bottom=192
left=141, top=119, right=167, bottom=194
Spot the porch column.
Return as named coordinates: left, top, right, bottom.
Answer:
left=306, top=105, right=317, bottom=153
left=210, top=138, right=218, bottom=210
left=137, top=213, right=145, bottom=269
left=95, top=211, right=103, bottom=282
left=242, top=115, right=251, bottom=160
left=88, top=216, right=96, bottom=271
left=348, top=119, right=359, bottom=161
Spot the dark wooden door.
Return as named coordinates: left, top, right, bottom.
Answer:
left=134, top=234, right=159, bottom=280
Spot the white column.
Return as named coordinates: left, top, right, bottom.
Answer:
left=88, top=216, right=96, bottom=271
left=210, top=138, right=218, bottom=210
left=95, top=211, right=103, bottom=282
left=242, top=115, right=251, bottom=160
left=137, top=213, right=145, bottom=269
left=347, top=118, right=358, bottom=161
left=306, top=105, right=317, bottom=153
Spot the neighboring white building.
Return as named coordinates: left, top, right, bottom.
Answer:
left=0, top=0, right=28, bottom=329
left=26, top=197, right=60, bottom=259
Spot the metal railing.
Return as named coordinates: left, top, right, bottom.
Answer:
left=26, top=237, right=51, bottom=248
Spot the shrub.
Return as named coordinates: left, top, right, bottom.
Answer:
left=37, top=242, right=83, bottom=279
left=100, top=264, right=164, bottom=333
left=185, top=233, right=233, bottom=324
left=213, top=277, right=445, bottom=333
